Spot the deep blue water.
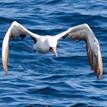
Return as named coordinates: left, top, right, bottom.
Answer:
left=0, top=0, right=107, bottom=107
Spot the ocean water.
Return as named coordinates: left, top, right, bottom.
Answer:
left=0, top=0, right=107, bottom=107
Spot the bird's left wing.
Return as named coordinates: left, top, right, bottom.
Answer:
left=2, top=21, right=40, bottom=74
left=55, top=24, right=103, bottom=79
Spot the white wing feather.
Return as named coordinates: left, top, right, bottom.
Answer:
left=2, top=21, right=40, bottom=73
left=55, top=24, right=103, bottom=79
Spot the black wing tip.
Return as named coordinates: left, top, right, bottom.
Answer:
left=4, top=71, right=8, bottom=75
left=3, top=68, right=8, bottom=75
left=97, top=74, right=102, bottom=80
left=96, top=68, right=103, bottom=80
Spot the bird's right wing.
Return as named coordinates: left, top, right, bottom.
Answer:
left=2, top=21, right=40, bottom=73
left=55, top=24, right=103, bottom=79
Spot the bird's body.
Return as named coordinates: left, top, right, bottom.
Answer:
left=33, top=36, right=49, bottom=53
left=33, top=36, right=57, bottom=53
left=2, top=21, right=103, bottom=79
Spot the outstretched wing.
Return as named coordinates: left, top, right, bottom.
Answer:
left=55, top=24, right=103, bottom=79
left=2, top=21, right=40, bottom=73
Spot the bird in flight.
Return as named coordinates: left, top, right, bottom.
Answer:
left=2, top=21, right=103, bottom=79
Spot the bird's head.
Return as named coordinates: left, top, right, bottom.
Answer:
left=46, top=36, right=58, bottom=56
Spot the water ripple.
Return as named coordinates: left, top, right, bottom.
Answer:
left=0, top=0, right=107, bottom=107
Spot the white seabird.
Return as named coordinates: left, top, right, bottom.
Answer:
left=2, top=21, right=103, bottom=79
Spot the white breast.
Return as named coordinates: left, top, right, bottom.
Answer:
left=33, top=37, right=49, bottom=53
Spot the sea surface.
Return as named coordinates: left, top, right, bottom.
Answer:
left=0, top=0, right=107, bottom=107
